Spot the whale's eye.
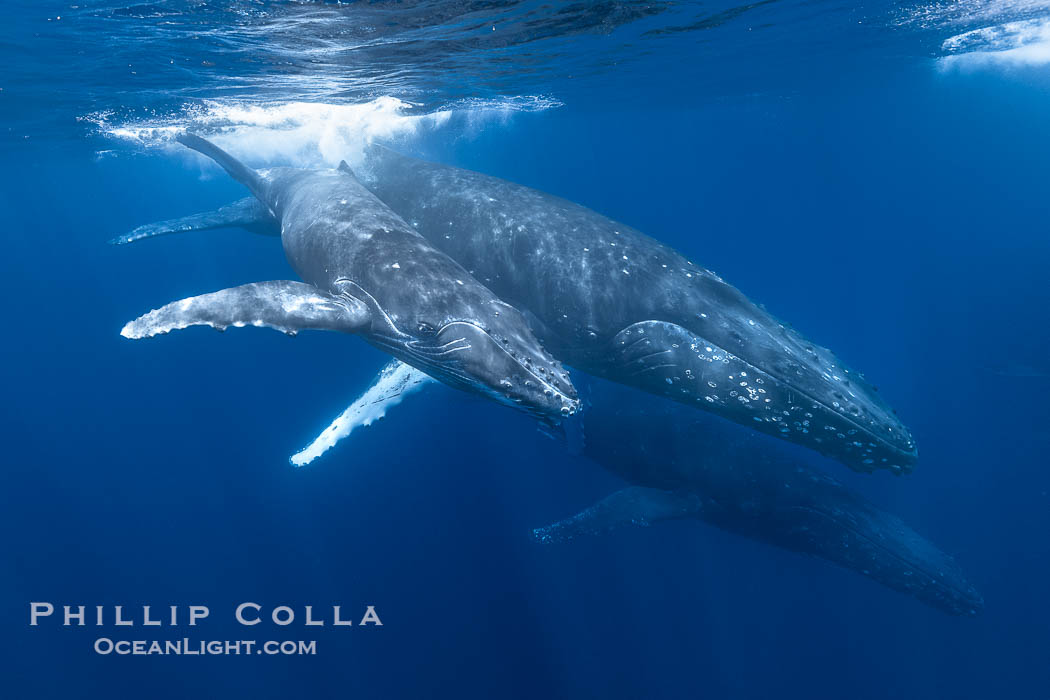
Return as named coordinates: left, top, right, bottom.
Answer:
left=417, top=321, right=437, bottom=336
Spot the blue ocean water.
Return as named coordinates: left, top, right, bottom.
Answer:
left=3, top=1, right=1050, bottom=697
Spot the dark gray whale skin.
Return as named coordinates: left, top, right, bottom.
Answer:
left=356, top=147, right=917, bottom=475
left=315, top=360, right=981, bottom=616
left=537, top=381, right=983, bottom=617
left=114, top=144, right=916, bottom=473
left=120, top=135, right=579, bottom=421
left=114, top=146, right=976, bottom=614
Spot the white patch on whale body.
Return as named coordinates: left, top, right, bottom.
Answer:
left=290, top=360, right=434, bottom=467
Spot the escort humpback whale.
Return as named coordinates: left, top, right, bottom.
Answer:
left=118, top=135, right=579, bottom=421
left=294, top=361, right=982, bottom=617
left=535, top=380, right=982, bottom=617
left=116, top=144, right=916, bottom=474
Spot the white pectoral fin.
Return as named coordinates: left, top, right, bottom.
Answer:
left=121, top=280, right=369, bottom=339
left=532, top=487, right=703, bottom=544
left=290, top=360, right=435, bottom=467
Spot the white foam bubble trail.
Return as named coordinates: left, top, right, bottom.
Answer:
left=91, top=95, right=560, bottom=168
left=940, top=17, right=1050, bottom=69
left=899, top=0, right=1050, bottom=70
left=290, top=360, right=434, bottom=468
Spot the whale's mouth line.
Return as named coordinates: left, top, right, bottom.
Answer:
left=786, top=505, right=980, bottom=610
left=374, top=337, right=478, bottom=389
left=406, top=336, right=471, bottom=358
left=368, top=333, right=465, bottom=380
left=780, top=378, right=914, bottom=459
left=718, top=343, right=914, bottom=459
left=616, top=326, right=910, bottom=457
left=338, top=281, right=520, bottom=398
left=440, top=320, right=577, bottom=410
left=373, top=321, right=576, bottom=414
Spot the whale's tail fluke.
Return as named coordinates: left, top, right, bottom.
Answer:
left=176, top=133, right=271, bottom=208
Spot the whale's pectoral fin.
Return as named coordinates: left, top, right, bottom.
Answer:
left=532, top=487, right=702, bottom=544
left=121, top=281, right=370, bottom=339
left=110, top=198, right=280, bottom=246
left=291, top=360, right=436, bottom=467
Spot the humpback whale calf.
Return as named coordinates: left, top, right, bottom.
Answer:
left=118, top=135, right=579, bottom=420
left=118, top=144, right=916, bottom=473
left=298, top=361, right=982, bottom=616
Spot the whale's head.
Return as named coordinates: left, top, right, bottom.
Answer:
left=418, top=316, right=580, bottom=421
left=689, top=278, right=920, bottom=474
left=617, top=272, right=918, bottom=474
left=354, top=277, right=579, bottom=422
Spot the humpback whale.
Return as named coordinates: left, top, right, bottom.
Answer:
left=117, top=144, right=916, bottom=473
left=118, top=135, right=579, bottom=420
left=113, top=146, right=977, bottom=613
left=535, top=380, right=982, bottom=617
left=355, top=147, right=918, bottom=474
left=298, top=361, right=982, bottom=617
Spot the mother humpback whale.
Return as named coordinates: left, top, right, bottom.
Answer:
left=357, top=147, right=918, bottom=474
left=119, top=135, right=579, bottom=421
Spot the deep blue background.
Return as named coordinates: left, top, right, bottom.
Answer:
left=3, top=14, right=1050, bottom=700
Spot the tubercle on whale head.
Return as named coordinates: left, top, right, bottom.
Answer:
left=667, top=274, right=921, bottom=474
left=727, top=347, right=919, bottom=475
left=609, top=313, right=918, bottom=475
left=752, top=341, right=920, bottom=475
left=426, top=317, right=580, bottom=420
left=368, top=293, right=579, bottom=422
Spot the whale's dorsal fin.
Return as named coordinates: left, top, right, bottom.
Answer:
left=121, top=280, right=370, bottom=340
left=532, top=487, right=703, bottom=544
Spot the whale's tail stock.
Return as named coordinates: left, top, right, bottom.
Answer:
left=109, top=133, right=283, bottom=247
left=109, top=140, right=347, bottom=248
left=175, top=133, right=272, bottom=208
